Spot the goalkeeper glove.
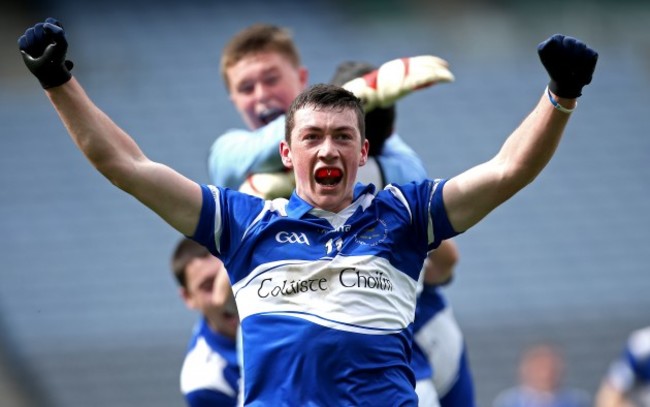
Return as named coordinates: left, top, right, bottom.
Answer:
left=342, top=55, right=454, bottom=112
left=239, top=171, right=296, bottom=200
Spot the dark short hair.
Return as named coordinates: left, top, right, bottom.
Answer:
left=330, top=61, right=396, bottom=157
left=170, top=237, right=210, bottom=288
left=285, top=83, right=365, bottom=144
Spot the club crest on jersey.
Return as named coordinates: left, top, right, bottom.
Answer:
left=354, top=219, right=388, bottom=246
left=275, top=231, right=311, bottom=245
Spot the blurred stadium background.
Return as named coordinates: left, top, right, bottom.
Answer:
left=1, top=0, right=649, bottom=405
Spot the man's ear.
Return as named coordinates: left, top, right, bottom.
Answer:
left=180, top=287, right=195, bottom=310
left=280, top=140, right=294, bottom=169
left=359, top=139, right=369, bottom=167
left=298, top=66, right=309, bottom=90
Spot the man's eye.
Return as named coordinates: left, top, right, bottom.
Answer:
left=237, top=84, right=254, bottom=94
left=303, top=133, right=319, bottom=141
left=263, top=75, right=280, bottom=86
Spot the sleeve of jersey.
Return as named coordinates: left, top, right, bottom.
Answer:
left=207, top=117, right=286, bottom=188
left=428, top=179, right=460, bottom=246
left=191, top=184, right=264, bottom=260
left=376, top=133, right=428, bottom=184
left=185, top=389, right=238, bottom=407
left=388, top=179, right=459, bottom=250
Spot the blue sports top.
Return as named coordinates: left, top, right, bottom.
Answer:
left=192, top=180, right=458, bottom=406
left=605, top=326, right=650, bottom=405
left=180, top=318, right=240, bottom=407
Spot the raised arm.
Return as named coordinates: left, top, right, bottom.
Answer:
left=19, top=18, right=202, bottom=237
left=443, top=34, right=598, bottom=233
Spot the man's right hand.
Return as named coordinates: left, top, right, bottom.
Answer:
left=18, top=17, right=74, bottom=89
left=538, top=34, right=598, bottom=98
left=342, top=55, right=455, bottom=113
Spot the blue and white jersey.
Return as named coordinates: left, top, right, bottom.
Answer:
left=605, top=326, right=650, bottom=406
left=414, top=285, right=476, bottom=406
left=192, top=180, right=458, bottom=406
left=207, top=114, right=427, bottom=190
left=180, top=318, right=240, bottom=407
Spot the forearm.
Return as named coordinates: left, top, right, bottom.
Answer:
left=445, top=90, right=574, bottom=232
left=442, top=34, right=596, bottom=233
left=422, top=239, right=459, bottom=286
left=209, top=118, right=285, bottom=188
left=46, top=78, right=146, bottom=188
left=495, top=90, right=574, bottom=190
left=46, top=78, right=202, bottom=236
left=20, top=18, right=202, bottom=237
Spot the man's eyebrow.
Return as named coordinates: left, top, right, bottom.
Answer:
left=298, top=125, right=356, bottom=132
left=299, top=125, right=323, bottom=132
left=330, top=125, right=357, bottom=134
left=261, top=66, right=281, bottom=75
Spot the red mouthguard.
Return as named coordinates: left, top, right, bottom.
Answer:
left=316, top=168, right=342, bottom=178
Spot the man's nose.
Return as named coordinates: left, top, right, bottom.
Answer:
left=254, top=82, right=271, bottom=101
left=318, top=137, right=338, bottom=160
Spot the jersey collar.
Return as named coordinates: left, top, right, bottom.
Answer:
left=285, top=183, right=376, bottom=219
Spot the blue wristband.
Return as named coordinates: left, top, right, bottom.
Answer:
left=547, top=86, right=576, bottom=114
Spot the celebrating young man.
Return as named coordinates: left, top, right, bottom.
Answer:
left=18, top=18, right=597, bottom=406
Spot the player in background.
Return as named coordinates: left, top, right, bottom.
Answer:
left=493, top=343, right=590, bottom=407
left=596, top=326, right=650, bottom=407
left=171, top=238, right=240, bottom=407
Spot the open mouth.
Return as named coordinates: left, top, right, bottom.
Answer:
left=258, top=108, right=284, bottom=125
left=315, top=168, right=343, bottom=186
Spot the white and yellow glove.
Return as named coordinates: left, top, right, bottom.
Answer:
left=342, top=55, right=454, bottom=112
left=238, top=170, right=295, bottom=200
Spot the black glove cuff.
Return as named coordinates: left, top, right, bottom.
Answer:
left=548, top=79, right=583, bottom=99
left=39, top=60, right=73, bottom=89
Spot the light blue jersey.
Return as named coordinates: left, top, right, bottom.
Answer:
left=208, top=115, right=427, bottom=189
left=192, top=181, right=458, bottom=406
left=180, top=318, right=239, bottom=407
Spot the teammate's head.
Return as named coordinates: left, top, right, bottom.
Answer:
left=171, top=238, right=238, bottom=338
left=221, top=24, right=309, bottom=130
left=519, top=344, right=565, bottom=393
left=281, top=84, right=368, bottom=213
left=330, top=61, right=396, bottom=157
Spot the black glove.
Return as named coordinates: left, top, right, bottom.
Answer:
left=538, top=34, right=598, bottom=98
left=18, top=17, right=74, bottom=89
